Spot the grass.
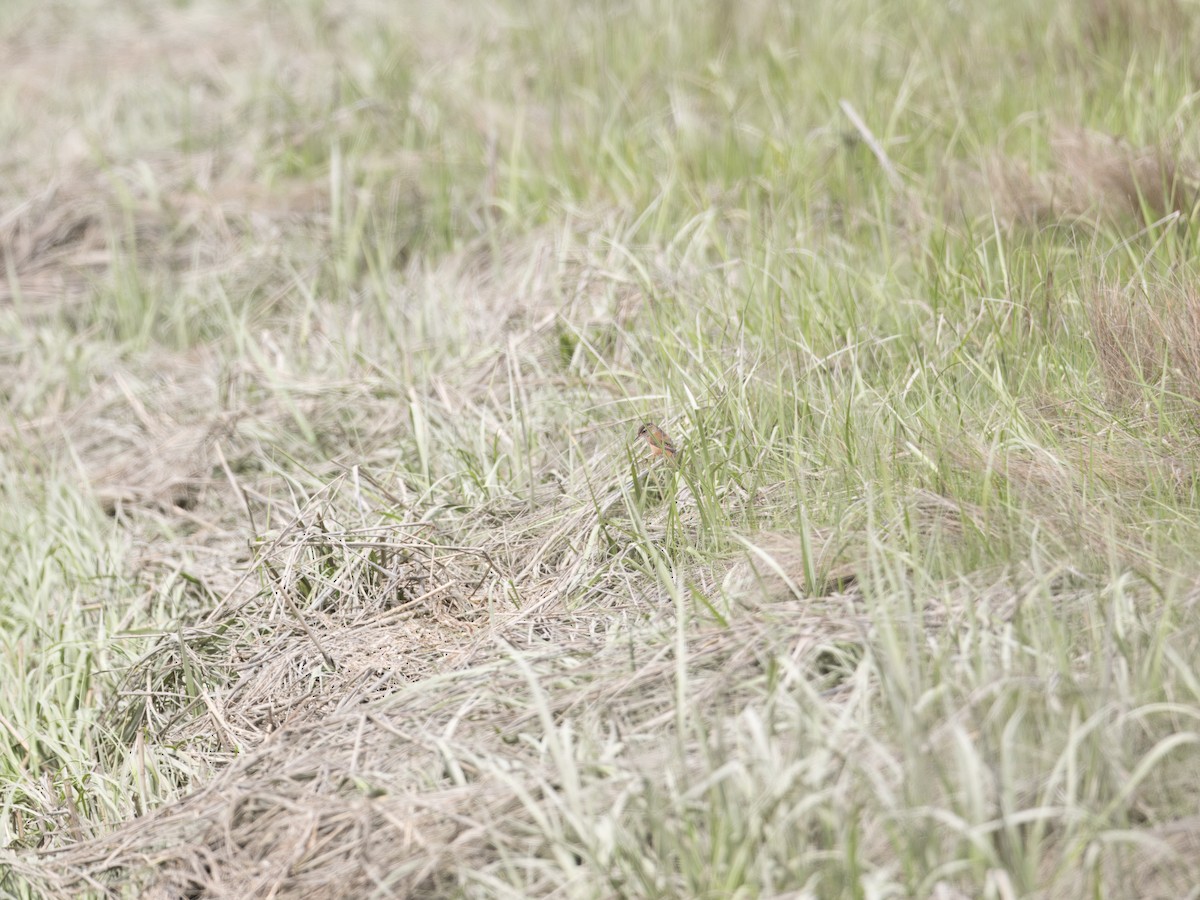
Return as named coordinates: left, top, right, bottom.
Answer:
left=2, top=0, right=1200, bottom=896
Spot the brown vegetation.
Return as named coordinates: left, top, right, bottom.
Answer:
left=956, top=129, right=1197, bottom=227
left=1089, top=280, right=1200, bottom=408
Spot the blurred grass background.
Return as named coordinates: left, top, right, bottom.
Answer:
left=2, top=0, right=1200, bottom=896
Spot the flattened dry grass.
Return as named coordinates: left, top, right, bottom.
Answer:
left=4, top=0, right=1200, bottom=897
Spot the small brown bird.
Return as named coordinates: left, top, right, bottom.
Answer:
left=637, top=421, right=677, bottom=460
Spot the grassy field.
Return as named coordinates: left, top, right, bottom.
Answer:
left=2, top=0, right=1200, bottom=896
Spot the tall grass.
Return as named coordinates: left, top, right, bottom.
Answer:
left=2, top=0, right=1200, bottom=895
